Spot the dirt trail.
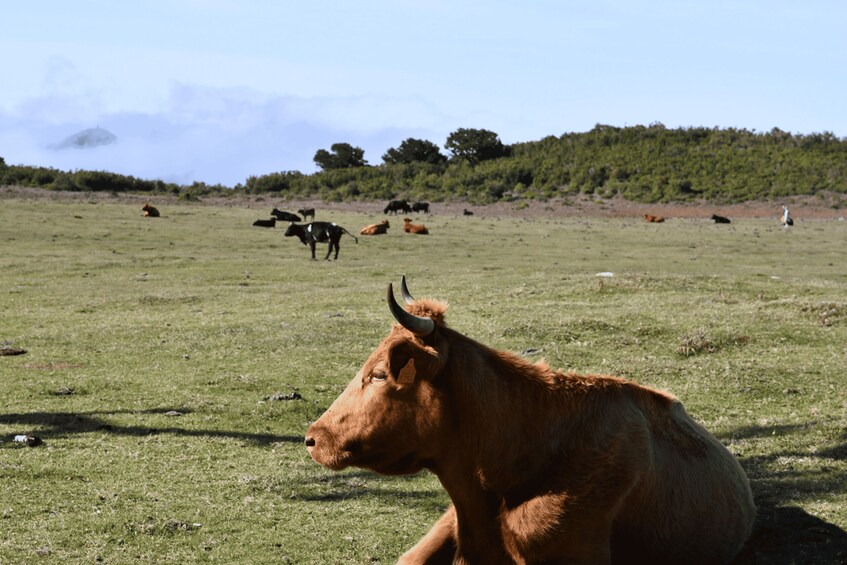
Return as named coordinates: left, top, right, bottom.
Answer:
left=3, top=186, right=845, bottom=221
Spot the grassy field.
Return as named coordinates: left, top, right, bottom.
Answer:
left=1, top=195, right=846, bottom=564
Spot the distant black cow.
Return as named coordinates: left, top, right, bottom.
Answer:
left=411, top=202, right=430, bottom=214
left=284, top=222, right=358, bottom=260
left=384, top=200, right=412, bottom=214
left=298, top=208, right=316, bottom=221
left=711, top=214, right=731, bottom=224
left=253, top=217, right=276, bottom=228
left=463, top=208, right=474, bottom=216
left=271, top=208, right=301, bottom=222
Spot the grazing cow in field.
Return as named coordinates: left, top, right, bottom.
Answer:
left=284, top=221, right=358, bottom=260
left=271, top=208, right=301, bottom=222
left=360, top=220, right=390, bottom=235
left=403, top=218, right=429, bottom=234
left=711, top=214, right=731, bottom=224
left=384, top=199, right=412, bottom=214
left=298, top=208, right=316, bottom=221
left=644, top=213, right=665, bottom=223
left=306, top=277, right=756, bottom=564
left=411, top=201, right=430, bottom=214
left=252, top=217, right=276, bottom=228
left=141, top=203, right=160, bottom=217
left=463, top=208, right=474, bottom=216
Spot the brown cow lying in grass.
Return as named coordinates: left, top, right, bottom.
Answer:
left=359, top=220, right=390, bottom=235
left=403, top=217, right=429, bottom=234
left=306, top=277, right=756, bottom=564
left=141, top=203, right=160, bottom=217
left=643, top=213, right=665, bottom=223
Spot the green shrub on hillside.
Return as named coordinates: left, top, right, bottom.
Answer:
left=2, top=124, right=845, bottom=204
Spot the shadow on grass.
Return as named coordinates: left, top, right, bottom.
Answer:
left=719, top=424, right=847, bottom=565
left=0, top=410, right=301, bottom=445
left=296, top=469, right=447, bottom=507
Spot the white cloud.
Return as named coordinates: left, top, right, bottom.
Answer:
left=0, top=80, right=456, bottom=186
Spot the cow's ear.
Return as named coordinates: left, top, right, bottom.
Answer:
left=391, top=343, right=441, bottom=384
left=396, top=358, right=417, bottom=384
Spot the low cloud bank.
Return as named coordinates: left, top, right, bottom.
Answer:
left=0, top=84, right=450, bottom=186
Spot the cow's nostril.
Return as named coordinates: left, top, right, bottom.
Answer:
left=305, top=437, right=316, bottom=447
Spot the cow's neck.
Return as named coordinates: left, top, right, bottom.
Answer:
left=439, top=332, right=571, bottom=493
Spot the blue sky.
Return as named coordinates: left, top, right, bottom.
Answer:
left=1, top=1, right=844, bottom=186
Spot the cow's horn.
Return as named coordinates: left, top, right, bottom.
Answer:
left=400, top=275, right=416, bottom=305
left=388, top=282, right=435, bottom=337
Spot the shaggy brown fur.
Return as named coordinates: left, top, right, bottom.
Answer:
left=306, top=292, right=755, bottom=564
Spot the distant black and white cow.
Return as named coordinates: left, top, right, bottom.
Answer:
left=384, top=200, right=412, bottom=214
left=412, top=201, right=430, bottom=214
left=271, top=208, right=301, bottom=222
left=710, top=214, right=731, bottom=224
left=298, top=208, right=316, bottom=221
left=253, top=217, right=277, bottom=228
left=284, top=222, right=358, bottom=260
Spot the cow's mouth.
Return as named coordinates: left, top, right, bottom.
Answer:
left=305, top=435, right=354, bottom=470
left=305, top=435, right=421, bottom=475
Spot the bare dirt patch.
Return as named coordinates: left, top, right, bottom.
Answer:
left=2, top=185, right=845, bottom=221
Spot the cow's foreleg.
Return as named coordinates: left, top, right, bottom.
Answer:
left=310, top=242, right=318, bottom=260
left=397, top=506, right=457, bottom=565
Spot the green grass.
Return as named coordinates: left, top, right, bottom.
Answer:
left=1, top=196, right=846, bottom=563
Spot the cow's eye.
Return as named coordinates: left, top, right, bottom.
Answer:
left=370, top=372, right=388, bottom=384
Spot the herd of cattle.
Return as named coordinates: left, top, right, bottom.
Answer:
left=138, top=199, right=439, bottom=260
left=141, top=200, right=796, bottom=260
left=248, top=199, right=434, bottom=260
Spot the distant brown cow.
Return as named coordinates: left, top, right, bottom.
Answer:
left=141, top=203, right=160, bottom=217
left=306, top=277, right=756, bottom=564
left=403, top=218, right=429, bottom=234
left=360, top=220, right=390, bottom=235
left=644, top=213, right=665, bottom=223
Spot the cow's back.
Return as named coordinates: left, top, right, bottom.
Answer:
left=611, top=390, right=755, bottom=563
left=306, top=222, right=332, bottom=241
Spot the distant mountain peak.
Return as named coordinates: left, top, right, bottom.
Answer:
left=53, top=126, right=117, bottom=150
